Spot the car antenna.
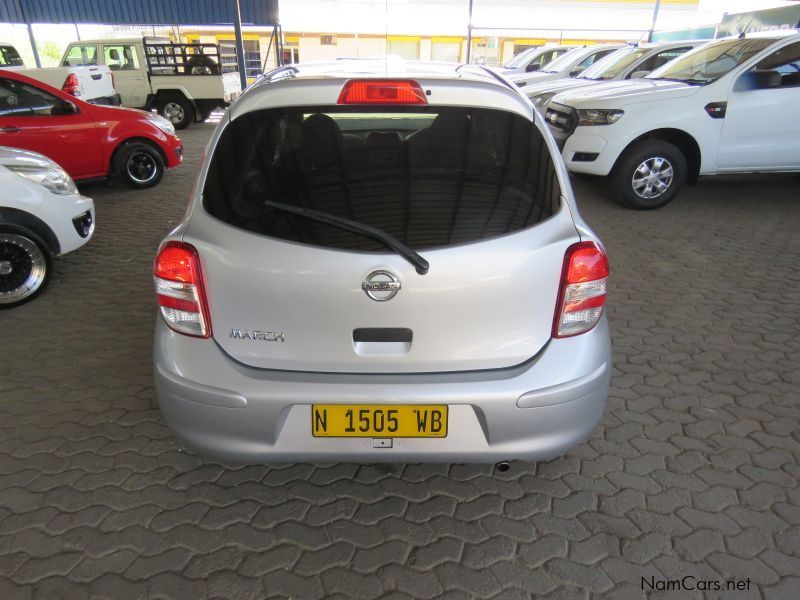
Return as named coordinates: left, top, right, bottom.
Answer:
left=738, top=15, right=755, bottom=39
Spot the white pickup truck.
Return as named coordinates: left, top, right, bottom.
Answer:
left=545, top=32, right=800, bottom=208
left=60, top=38, right=243, bottom=129
left=0, top=42, right=117, bottom=105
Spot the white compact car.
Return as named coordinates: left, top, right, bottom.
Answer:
left=545, top=32, right=800, bottom=208
left=0, top=147, right=94, bottom=307
left=511, top=45, right=624, bottom=88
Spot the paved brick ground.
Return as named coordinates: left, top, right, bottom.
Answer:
left=1, top=122, right=799, bottom=599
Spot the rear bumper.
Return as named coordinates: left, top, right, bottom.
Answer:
left=154, top=317, right=611, bottom=464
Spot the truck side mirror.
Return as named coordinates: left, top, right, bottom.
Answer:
left=735, top=69, right=781, bottom=91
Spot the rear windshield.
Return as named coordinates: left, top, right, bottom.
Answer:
left=203, top=106, right=561, bottom=252
left=0, top=46, right=24, bottom=67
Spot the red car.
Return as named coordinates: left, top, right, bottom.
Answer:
left=0, top=70, right=183, bottom=188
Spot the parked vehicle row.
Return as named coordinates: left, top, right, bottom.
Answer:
left=496, top=44, right=576, bottom=75
left=2, top=37, right=242, bottom=129
left=0, top=70, right=184, bottom=188
left=540, top=31, right=800, bottom=208
left=0, top=146, right=93, bottom=308
left=60, top=37, right=242, bottom=129
left=0, top=68, right=190, bottom=306
left=520, top=41, right=705, bottom=108
left=1, top=41, right=117, bottom=105
left=511, top=44, right=625, bottom=87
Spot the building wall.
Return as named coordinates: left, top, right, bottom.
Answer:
left=294, top=34, right=385, bottom=62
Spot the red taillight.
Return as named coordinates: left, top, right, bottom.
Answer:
left=337, top=80, right=427, bottom=105
left=62, top=73, right=80, bottom=97
left=153, top=241, right=211, bottom=338
left=553, top=242, right=609, bottom=338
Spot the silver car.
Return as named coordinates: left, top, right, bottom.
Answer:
left=153, top=61, right=611, bottom=463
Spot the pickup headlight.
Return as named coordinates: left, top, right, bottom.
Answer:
left=577, top=109, right=624, bottom=126
left=147, top=113, right=176, bottom=136
left=530, top=93, right=555, bottom=108
left=8, top=165, right=78, bottom=196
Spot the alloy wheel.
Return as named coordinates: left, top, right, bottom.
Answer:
left=631, top=156, right=674, bottom=200
left=126, top=151, right=158, bottom=184
left=163, top=101, right=185, bottom=125
left=0, top=234, right=47, bottom=305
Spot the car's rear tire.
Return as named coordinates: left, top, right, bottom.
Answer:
left=113, top=141, right=165, bottom=189
left=157, top=95, right=194, bottom=130
left=611, top=140, right=687, bottom=209
left=0, top=227, right=52, bottom=309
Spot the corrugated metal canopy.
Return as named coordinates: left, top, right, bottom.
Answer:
left=0, top=0, right=278, bottom=25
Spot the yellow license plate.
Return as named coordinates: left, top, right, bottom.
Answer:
left=312, top=405, right=448, bottom=438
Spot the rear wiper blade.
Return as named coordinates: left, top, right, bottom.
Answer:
left=264, top=199, right=430, bottom=275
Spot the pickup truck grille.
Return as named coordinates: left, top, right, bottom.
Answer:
left=545, top=103, right=578, bottom=136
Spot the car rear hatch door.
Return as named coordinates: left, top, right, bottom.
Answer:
left=188, top=99, right=579, bottom=373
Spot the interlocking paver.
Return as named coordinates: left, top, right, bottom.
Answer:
left=408, top=538, right=463, bottom=569
left=381, top=564, right=443, bottom=599
left=1, top=124, right=798, bottom=598
left=351, top=539, right=409, bottom=573
left=182, top=546, right=244, bottom=579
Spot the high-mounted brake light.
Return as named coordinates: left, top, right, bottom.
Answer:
left=154, top=241, right=212, bottom=338
left=337, top=80, right=427, bottom=105
left=61, top=73, right=81, bottom=97
left=553, top=242, right=609, bottom=338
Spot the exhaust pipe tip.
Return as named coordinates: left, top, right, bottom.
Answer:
left=495, top=462, right=511, bottom=473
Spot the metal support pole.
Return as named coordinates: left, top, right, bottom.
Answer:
left=647, top=0, right=662, bottom=42
left=276, top=23, right=284, bottom=67
left=232, top=0, right=248, bottom=89
left=262, top=28, right=275, bottom=73
left=26, top=23, right=41, bottom=67
left=465, top=0, right=474, bottom=63
left=16, top=0, right=41, bottom=68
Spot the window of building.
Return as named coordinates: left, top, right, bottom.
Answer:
left=243, top=40, right=261, bottom=80
left=387, top=37, right=420, bottom=60
left=431, top=39, right=461, bottom=63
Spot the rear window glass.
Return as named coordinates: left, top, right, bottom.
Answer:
left=203, top=106, right=561, bottom=252
left=0, top=46, right=24, bottom=67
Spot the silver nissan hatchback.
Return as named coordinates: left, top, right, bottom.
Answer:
left=153, top=60, right=611, bottom=463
